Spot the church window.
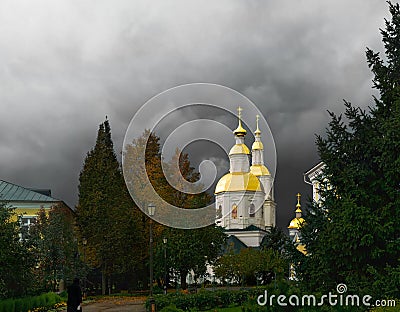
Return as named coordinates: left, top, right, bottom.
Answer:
left=217, top=205, right=222, bottom=219
left=249, top=204, right=255, bottom=217
left=231, top=204, right=238, bottom=219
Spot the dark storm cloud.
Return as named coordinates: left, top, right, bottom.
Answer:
left=0, top=0, right=389, bottom=228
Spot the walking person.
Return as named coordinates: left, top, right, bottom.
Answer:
left=67, top=277, right=83, bottom=311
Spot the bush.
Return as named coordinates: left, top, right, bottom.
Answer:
left=146, top=288, right=267, bottom=311
left=160, top=305, right=185, bottom=312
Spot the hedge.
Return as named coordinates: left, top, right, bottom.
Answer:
left=145, top=285, right=374, bottom=312
left=0, top=292, right=63, bottom=312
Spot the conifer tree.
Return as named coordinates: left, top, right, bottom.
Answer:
left=297, top=2, right=400, bottom=298
left=76, top=119, right=143, bottom=294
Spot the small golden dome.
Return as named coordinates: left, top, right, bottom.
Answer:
left=233, top=120, right=247, bottom=137
left=250, top=164, right=270, bottom=176
left=295, top=207, right=302, bottom=213
left=251, top=141, right=264, bottom=150
left=229, top=143, right=250, bottom=155
left=215, top=172, right=262, bottom=194
left=288, top=217, right=305, bottom=229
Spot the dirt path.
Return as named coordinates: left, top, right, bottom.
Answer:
left=61, top=297, right=146, bottom=312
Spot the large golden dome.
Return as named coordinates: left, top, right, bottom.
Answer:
left=250, top=164, right=270, bottom=176
left=215, top=172, right=262, bottom=194
left=288, top=217, right=305, bottom=229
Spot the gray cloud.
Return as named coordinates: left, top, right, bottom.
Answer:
left=0, top=0, right=390, bottom=229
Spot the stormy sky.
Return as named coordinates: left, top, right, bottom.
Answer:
left=0, top=0, right=390, bottom=230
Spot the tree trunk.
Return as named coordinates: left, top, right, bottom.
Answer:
left=180, top=270, right=188, bottom=290
left=101, top=269, right=106, bottom=295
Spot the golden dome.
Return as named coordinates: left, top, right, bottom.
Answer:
left=229, top=143, right=250, bottom=155
left=288, top=217, right=305, bottom=229
left=233, top=120, right=247, bottom=137
left=215, top=172, right=262, bottom=194
left=250, top=164, right=270, bottom=176
left=295, top=207, right=302, bottom=213
left=251, top=141, right=264, bottom=150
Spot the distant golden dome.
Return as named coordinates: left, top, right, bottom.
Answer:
left=215, top=172, right=262, bottom=194
left=229, top=144, right=250, bottom=155
left=251, top=141, right=264, bottom=150
left=288, top=217, right=305, bottom=229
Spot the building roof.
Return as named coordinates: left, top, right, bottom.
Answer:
left=224, top=224, right=265, bottom=232
left=223, top=235, right=248, bottom=254
left=0, top=180, right=60, bottom=202
left=304, top=162, right=326, bottom=182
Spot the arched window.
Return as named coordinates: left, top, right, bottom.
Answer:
left=217, top=205, right=222, bottom=219
left=231, top=204, right=238, bottom=219
left=249, top=204, right=255, bottom=218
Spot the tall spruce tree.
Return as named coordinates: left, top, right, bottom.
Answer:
left=297, top=2, right=400, bottom=298
left=76, top=119, right=143, bottom=294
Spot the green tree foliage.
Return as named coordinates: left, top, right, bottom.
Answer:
left=29, top=205, right=80, bottom=293
left=214, top=247, right=285, bottom=286
left=155, top=226, right=226, bottom=290
left=0, top=203, right=35, bottom=299
left=123, top=130, right=167, bottom=288
left=297, top=2, right=400, bottom=298
left=260, top=226, right=295, bottom=256
left=76, top=119, right=144, bottom=294
left=124, top=130, right=227, bottom=290
left=152, top=148, right=226, bottom=290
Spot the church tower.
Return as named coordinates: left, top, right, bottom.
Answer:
left=250, top=115, right=276, bottom=228
left=215, top=108, right=275, bottom=247
left=288, top=193, right=305, bottom=242
left=288, top=193, right=306, bottom=257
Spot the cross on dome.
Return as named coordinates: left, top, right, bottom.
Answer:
left=233, top=106, right=247, bottom=137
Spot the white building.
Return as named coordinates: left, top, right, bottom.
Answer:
left=214, top=108, right=276, bottom=248
left=304, top=162, right=326, bottom=203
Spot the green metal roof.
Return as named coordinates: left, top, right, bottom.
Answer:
left=222, top=235, right=248, bottom=254
left=0, top=180, right=59, bottom=202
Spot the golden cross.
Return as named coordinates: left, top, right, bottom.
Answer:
left=296, top=193, right=301, bottom=206
left=237, top=106, right=242, bottom=119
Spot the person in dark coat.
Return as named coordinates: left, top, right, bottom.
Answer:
left=67, top=277, right=82, bottom=311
